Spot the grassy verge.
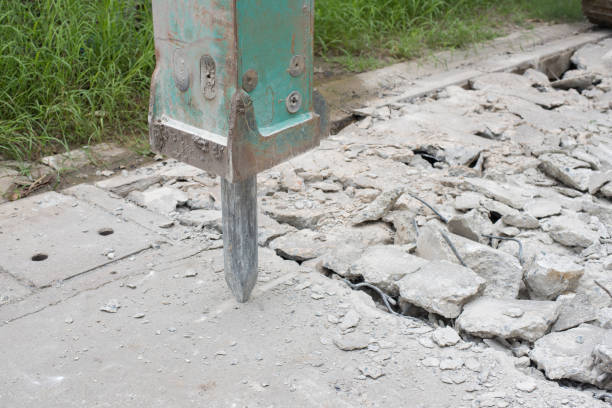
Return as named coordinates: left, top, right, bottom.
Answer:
left=0, top=0, right=584, bottom=162
left=0, top=0, right=154, bottom=162
left=316, top=0, right=584, bottom=70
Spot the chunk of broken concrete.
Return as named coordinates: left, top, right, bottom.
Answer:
left=552, top=73, right=597, bottom=92
left=177, top=210, right=222, bottom=231
left=538, top=153, right=592, bottom=192
left=454, top=192, right=483, bottom=212
left=571, top=39, right=612, bottom=74
left=552, top=293, right=597, bottom=332
left=385, top=211, right=418, bottom=245
left=352, top=187, right=404, bottom=225
left=397, top=260, right=485, bottom=319
left=523, top=68, right=550, bottom=87
left=350, top=246, right=428, bottom=295
left=257, top=213, right=297, bottom=247
left=530, top=324, right=612, bottom=389
left=457, top=297, right=560, bottom=342
left=333, top=333, right=370, bottom=351
left=280, top=167, right=304, bottom=192
left=589, top=171, right=612, bottom=195
left=339, top=309, right=361, bottom=331
left=594, top=336, right=612, bottom=374
left=128, top=186, right=188, bottom=214
left=502, top=212, right=540, bottom=229
left=448, top=209, right=494, bottom=243
left=263, top=200, right=328, bottom=230
left=461, top=178, right=529, bottom=210
left=524, top=199, right=562, bottom=219
left=318, top=243, right=366, bottom=278
left=524, top=253, right=584, bottom=300
left=546, top=215, right=601, bottom=248
left=96, top=173, right=162, bottom=197
left=269, top=229, right=336, bottom=262
left=432, top=327, right=461, bottom=347
left=601, top=183, right=612, bottom=199
left=416, top=224, right=523, bottom=298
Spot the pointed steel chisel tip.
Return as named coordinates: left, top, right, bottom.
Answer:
left=221, top=176, right=259, bottom=303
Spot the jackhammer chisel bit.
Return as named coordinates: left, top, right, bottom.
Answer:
left=149, top=0, right=329, bottom=302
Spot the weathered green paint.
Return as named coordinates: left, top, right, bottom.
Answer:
left=236, top=0, right=313, bottom=135
left=149, top=0, right=327, bottom=182
left=150, top=0, right=235, bottom=138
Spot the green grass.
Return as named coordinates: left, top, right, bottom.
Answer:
left=0, top=0, right=584, bottom=162
left=315, top=0, right=584, bottom=67
left=0, top=0, right=154, bottom=162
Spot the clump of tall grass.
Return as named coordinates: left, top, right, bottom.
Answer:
left=0, top=0, right=154, bottom=161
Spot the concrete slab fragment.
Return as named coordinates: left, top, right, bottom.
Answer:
left=0, top=192, right=155, bottom=287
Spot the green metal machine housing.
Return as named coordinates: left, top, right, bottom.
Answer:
left=149, top=0, right=328, bottom=182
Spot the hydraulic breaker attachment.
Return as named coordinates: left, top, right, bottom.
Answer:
left=149, top=0, right=329, bottom=302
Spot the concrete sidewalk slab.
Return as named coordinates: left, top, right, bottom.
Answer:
left=0, top=192, right=156, bottom=288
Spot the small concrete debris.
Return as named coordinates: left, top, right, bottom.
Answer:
left=99, top=299, right=121, bottom=313
left=515, top=380, right=538, bottom=393
left=333, top=333, right=370, bottom=351
left=431, top=327, right=461, bottom=347
left=338, top=309, right=361, bottom=331
left=358, top=365, right=385, bottom=380
left=352, top=187, right=404, bottom=225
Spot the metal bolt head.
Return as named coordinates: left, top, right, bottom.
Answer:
left=288, top=55, right=306, bottom=77
left=242, top=69, right=259, bottom=92
left=286, top=91, right=302, bottom=114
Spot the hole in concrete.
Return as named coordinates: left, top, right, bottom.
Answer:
left=467, top=153, right=481, bottom=169
left=31, top=253, right=48, bottom=262
left=331, top=114, right=360, bottom=135
left=488, top=211, right=502, bottom=224
left=413, top=150, right=440, bottom=166
left=98, top=228, right=114, bottom=236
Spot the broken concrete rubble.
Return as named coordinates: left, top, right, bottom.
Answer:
left=269, top=229, right=338, bottom=262
left=352, top=187, right=404, bottom=225
left=461, top=178, right=529, bottom=210
left=523, top=199, right=562, bottom=219
left=128, top=186, right=188, bottom=214
left=416, top=224, right=523, bottom=299
left=350, top=246, right=428, bottom=295
left=524, top=253, right=585, bottom=300
left=545, top=215, right=602, bottom=248
left=457, top=297, right=560, bottom=342
left=538, top=153, right=592, bottom=192
left=397, top=260, right=485, bottom=319
left=448, top=209, right=493, bottom=243
left=530, top=324, right=612, bottom=390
